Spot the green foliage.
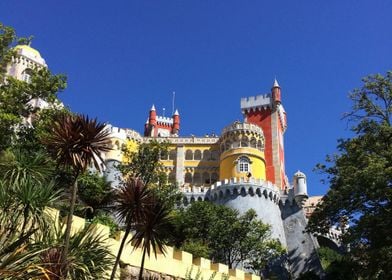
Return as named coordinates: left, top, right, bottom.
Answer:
left=78, top=171, right=114, bottom=214
left=318, top=246, right=342, bottom=270
left=185, top=267, right=216, bottom=280
left=171, top=202, right=284, bottom=274
left=121, top=140, right=168, bottom=187
left=91, top=212, right=119, bottom=237
left=308, top=71, right=392, bottom=279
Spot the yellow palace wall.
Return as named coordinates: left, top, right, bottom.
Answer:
left=46, top=208, right=260, bottom=280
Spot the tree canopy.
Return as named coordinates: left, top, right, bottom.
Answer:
left=308, top=71, right=392, bottom=279
left=171, top=201, right=285, bottom=276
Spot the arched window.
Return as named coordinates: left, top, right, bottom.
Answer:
left=185, top=172, right=192, bottom=184
left=194, top=150, right=202, bottom=160
left=250, top=138, right=257, bottom=148
left=211, top=150, right=219, bottom=161
left=240, top=136, right=249, bottom=147
left=114, top=140, right=120, bottom=150
left=203, top=150, right=210, bottom=161
left=202, top=172, right=210, bottom=185
left=168, top=171, right=176, bottom=184
left=160, top=150, right=168, bottom=160
left=185, top=150, right=193, bottom=160
left=237, top=156, right=251, bottom=173
left=193, top=172, right=201, bottom=184
left=169, top=149, right=176, bottom=160
left=211, top=172, right=219, bottom=184
left=257, top=140, right=263, bottom=151
left=21, top=68, right=32, bottom=83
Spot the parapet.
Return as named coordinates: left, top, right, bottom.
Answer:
left=46, top=208, right=259, bottom=280
left=240, top=94, right=272, bottom=113
left=182, top=177, right=282, bottom=205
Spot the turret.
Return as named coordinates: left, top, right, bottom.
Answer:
left=272, top=78, right=281, bottom=104
left=172, top=109, right=180, bottom=134
left=149, top=104, right=157, bottom=127
left=293, top=170, right=308, bottom=206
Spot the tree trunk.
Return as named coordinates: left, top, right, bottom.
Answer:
left=110, top=228, right=130, bottom=280
left=60, top=178, right=78, bottom=278
left=139, top=245, right=147, bottom=280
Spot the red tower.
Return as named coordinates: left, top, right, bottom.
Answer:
left=144, top=105, right=180, bottom=137
left=241, top=79, right=288, bottom=189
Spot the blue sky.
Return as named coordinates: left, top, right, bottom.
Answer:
left=1, top=1, right=391, bottom=195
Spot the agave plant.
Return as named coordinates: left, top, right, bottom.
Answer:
left=109, top=178, right=153, bottom=280
left=131, top=198, right=173, bottom=280
left=38, top=225, right=114, bottom=280
left=42, top=113, right=111, bottom=277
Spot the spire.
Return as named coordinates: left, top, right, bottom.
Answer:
left=151, top=104, right=156, bottom=111
left=273, top=78, right=280, bottom=88
left=174, top=109, right=179, bottom=116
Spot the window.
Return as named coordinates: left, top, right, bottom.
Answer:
left=21, top=68, right=32, bottom=83
left=237, top=156, right=251, bottom=173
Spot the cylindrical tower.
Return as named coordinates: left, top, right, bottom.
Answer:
left=293, top=170, right=308, bottom=205
left=219, top=122, right=266, bottom=181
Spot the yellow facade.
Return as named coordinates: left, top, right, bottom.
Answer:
left=219, top=147, right=266, bottom=181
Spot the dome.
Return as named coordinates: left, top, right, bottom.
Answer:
left=14, top=45, right=46, bottom=65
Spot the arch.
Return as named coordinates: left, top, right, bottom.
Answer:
left=185, top=150, right=193, bottom=160
left=183, top=197, right=189, bottom=206
left=197, top=197, right=203, bottom=202
left=205, top=197, right=210, bottom=202
left=240, top=136, right=249, bottom=147
left=202, top=172, right=210, bottom=185
left=211, top=150, right=219, bottom=161
left=21, top=68, right=33, bottom=83
left=250, top=137, right=257, bottom=148
left=225, top=141, right=231, bottom=150
left=114, top=140, right=120, bottom=150
left=240, top=187, right=247, bottom=196
left=168, top=171, right=176, bottom=184
left=233, top=188, right=239, bottom=196
left=257, top=140, right=263, bottom=151
left=185, top=172, right=192, bottom=184
left=203, top=150, right=210, bottom=161
left=193, top=172, right=202, bottom=185
left=232, top=140, right=240, bottom=148
left=225, top=189, right=231, bottom=197
left=169, top=149, right=176, bottom=160
left=190, top=197, right=195, bottom=203
left=194, top=150, right=202, bottom=160
left=256, top=188, right=262, bottom=197
left=263, top=189, right=268, bottom=198
left=211, top=172, right=219, bottom=184
left=269, top=192, right=273, bottom=200
left=160, top=150, right=168, bottom=160
left=219, top=190, right=224, bottom=198
left=237, top=156, right=251, bottom=173
left=248, top=187, right=255, bottom=196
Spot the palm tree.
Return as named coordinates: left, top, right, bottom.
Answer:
left=109, top=178, right=152, bottom=280
left=131, top=198, right=172, bottom=280
left=43, top=113, right=110, bottom=278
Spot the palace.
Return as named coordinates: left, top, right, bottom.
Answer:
left=8, top=44, right=323, bottom=279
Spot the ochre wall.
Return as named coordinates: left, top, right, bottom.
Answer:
left=219, top=147, right=266, bottom=181
left=46, top=208, right=260, bottom=280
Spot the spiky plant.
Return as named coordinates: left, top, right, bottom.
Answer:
left=42, top=113, right=110, bottom=277
left=131, top=198, right=173, bottom=280
left=109, top=178, right=153, bottom=280
left=38, top=225, right=114, bottom=280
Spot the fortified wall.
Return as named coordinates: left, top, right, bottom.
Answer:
left=46, top=208, right=260, bottom=280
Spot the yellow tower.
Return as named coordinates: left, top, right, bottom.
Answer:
left=219, top=122, right=266, bottom=181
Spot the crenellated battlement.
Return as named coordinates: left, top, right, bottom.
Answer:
left=182, top=178, right=281, bottom=205
left=221, top=121, right=264, bottom=137
left=45, top=208, right=259, bottom=280
left=240, top=94, right=272, bottom=113
left=156, top=115, right=174, bottom=125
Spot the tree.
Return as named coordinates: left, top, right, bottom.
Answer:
left=172, top=202, right=284, bottom=273
left=308, top=71, right=392, bottom=279
left=43, top=113, right=111, bottom=278
left=109, top=178, right=153, bottom=280
left=0, top=23, right=67, bottom=151
left=131, top=198, right=173, bottom=280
